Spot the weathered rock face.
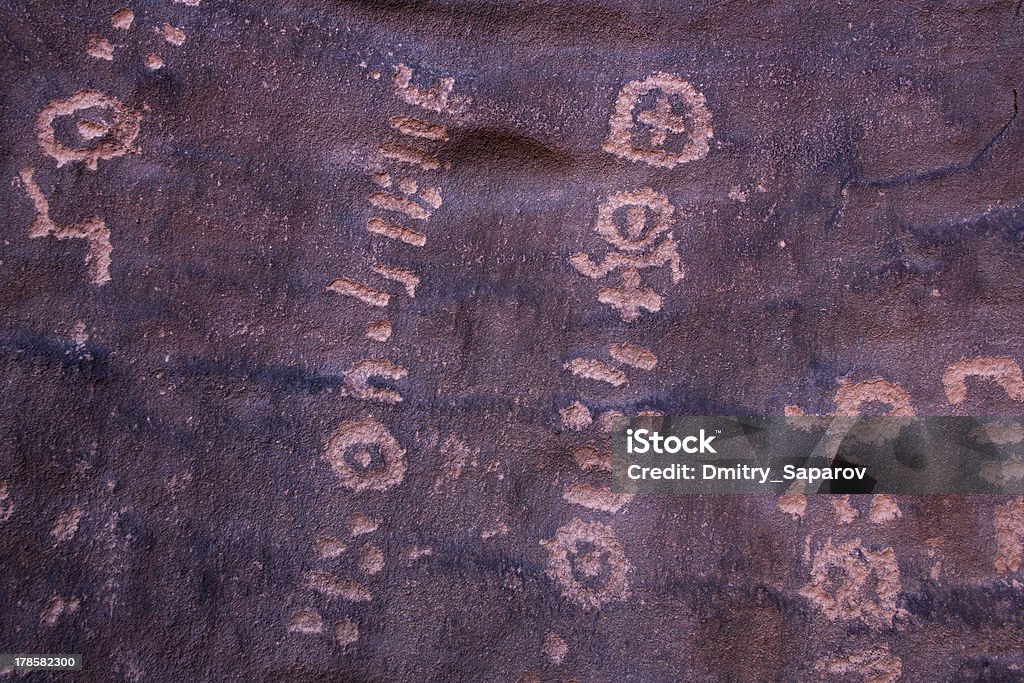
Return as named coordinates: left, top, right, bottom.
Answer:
left=2, top=1, right=1024, bottom=680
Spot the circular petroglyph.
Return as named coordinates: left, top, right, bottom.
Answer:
left=833, top=378, right=915, bottom=417
left=943, top=356, right=1024, bottom=405
left=541, top=518, right=630, bottom=610
left=603, top=72, right=713, bottom=169
left=594, top=188, right=675, bottom=253
left=799, top=537, right=905, bottom=628
left=322, top=416, right=406, bottom=492
left=36, top=90, right=141, bottom=171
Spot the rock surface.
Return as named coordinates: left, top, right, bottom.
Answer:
left=2, top=1, right=1024, bottom=680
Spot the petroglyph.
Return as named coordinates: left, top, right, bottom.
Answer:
left=608, top=342, right=657, bottom=371
left=603, top=72, right=713, bottom=169
left=943, top=356, right=1024, bottom=405
left=785, top=378, right=915, bottom=464
left=588, top=188, right=678, bottom=254
left=980, top=455, right=1024, bottom=487
left=598, top=411, right=630, bottom=434
left=379, top=141, right=440, bottom=171
left=0, top=483, right=12, bottom=522
left=564, top=440, right=632, bottom=512
left=334, top=618, right=359, bottom=646
left=386, top=176, right=444, bottom=210
left=434, top=435, right=477, bottom=491
left=322, top=417, right=406, bottom=492
left=294, top=529, right=375, bottom=644
left=41, top=596, right=80, bottom=626
left=393, top=64, right=460, bottom=114
left=564, top=358, right=627, bottom=387
left=994, top=497, right=1024, bottom=573
left=349, top=513, right=380, bottom=537
left=358, top=545, right=384, bottom=575
left=777, top=493, right=807, bottom=520
left=833, top=378, right=915, bottom=416
left=366, top=217, right=427, bottom=247
left=36, top=90, right=141, bottom=170
left=596, top=270, right=664, bottom=321
left=973, top=420, right=1024, bottom=445
left=50, top=507, right=83, bottom=545
left=77, top=119, right=109, bottom=140
left=328, top=61, right=460, bottom=469
left=542, top=518, right=630, bottom=610
left=365, top=320, right=392, bottom=342
left=327, top=277, right=390, bottom=307
left=390, top=116, right=449, bottom=141
left=814, top=647, right=902, bottom=683
left=542, top=633, right=568, bottom=665
left=869, top=495, right=902, bottom=525
left=371, top=264, right=419, bottom=297
left=160, top=23, right=186, bottom=46
left=18, top=168, right=112, bottom=285
left=418, top=185, right=443, bottom=209
left=570, top=188, right=684, bottom=322
left=348, top=511, right=380, bottom=540
left=799, top=538, right=905, bottom=628
left=86, top=36, right=114, bottom=60
left=368, top=191, right=432, bottom=220
left=831, top=496, right=859, bottom=525
left=560, top=401, right=592, bottom=431
left=305, top=571, right=372, bottom=602
left=287, top=608, right=324, bottom=634
left=397, top=177, right=417, bottom=194
left=316, top=536, right=347, bottom=560
left=573, top=445, right=611, bottom=472
left=298, top=61, right=458, bottom=660
left=562, top=483, right=632, bottom=513
left=407, top=546, right=433, bottom=560
left=111, top=8, right=134, bottom=30
left=344, top=359, right=407, bottom=404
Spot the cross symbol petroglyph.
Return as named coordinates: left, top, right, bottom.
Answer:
left=635, top=94, right=688, bottom=148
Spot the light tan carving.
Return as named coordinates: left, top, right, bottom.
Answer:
left=603, top=72, right=713, bottom=168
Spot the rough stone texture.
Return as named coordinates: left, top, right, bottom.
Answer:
left=2, top=1, right=1024, bottom=681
